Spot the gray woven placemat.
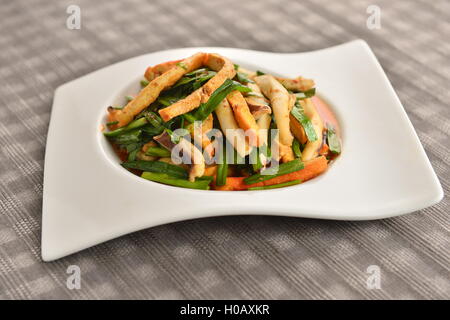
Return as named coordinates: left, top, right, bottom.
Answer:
left=0, top=0, right=449, bottom=299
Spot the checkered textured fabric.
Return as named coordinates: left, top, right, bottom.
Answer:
left=0, top=0, right=449, bottom=299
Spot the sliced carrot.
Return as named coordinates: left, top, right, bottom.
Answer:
left=204, top=165, right=218, bottom=177
left=214, top=156, right=328, bottom=190
left=249, top=156, right=328, bottom=188
left=213, top=177, right=245, bottom=191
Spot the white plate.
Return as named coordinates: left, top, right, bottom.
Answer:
left=42, top=40, right=443, bottom=261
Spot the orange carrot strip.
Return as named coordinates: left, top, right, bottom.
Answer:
left=213, top=177, right=245, bottom=191
left=215, top=156, right=328, bottom=190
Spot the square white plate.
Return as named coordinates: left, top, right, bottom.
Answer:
left=42, top=40, right=443, bottom=261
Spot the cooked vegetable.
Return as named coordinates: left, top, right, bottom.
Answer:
left=158, top=53, right=237, bottom=122
left=216, top=145, right=228, bottom=186
left=254, top=75, right=294, bottom=162
left=141, top=172, right=211, bottom=190
left=122, top=160, right=188, bottom=179
left=289, top=113, right=307, bottom=145
left=145, top=146, right=171, bottom=157
left=327, top=124, right=341, bottom=154
left=292, top=139, right=302, bottom=158
left=107, top=121, right=119, bottom=126
left=216, top=156, right=327, bottom=190
left=194, top=79, right=251, bottom=121
left=236, top=72, right=254, bottom=84
left=290, top=104, right=317, bottom=142
left=109, top=52, right=205, bottom=128
left=244, top=159, right=304, bottom=184
left=294, top=88, right=316, bottom=100
left=140, top=79, right=150, bottom=87
left=104, top=53, right=340, bottom=190
left=248, top=179, right=302, bottom=190
left=153, top=130, right=205, bottom=182
left=299, top=98, right=324, bottom=161
left=103, top=117, right=148, bottom=137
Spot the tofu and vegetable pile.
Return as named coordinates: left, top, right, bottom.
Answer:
left=104, top=53, right=341, bottom=190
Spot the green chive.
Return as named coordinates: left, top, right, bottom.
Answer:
left=216, top=145, right=228, bottom=186
left=292, top=139, right=302, bottom=158
left=183, top=113, right=197, bottom=123
left=256, top=70, right=265, bottom=76
left=127, top=148, right=139, bottom=161
left=185, top=68, right=207, bottom=76
left=172, top=71, right=216, bottom=89
left=295, top=88, right=316, bottom=99
left=244, top=159, right=304, bottom=185
left=122, top=160, right=188, bottom=179
left=248, top=179, right=302, bottom=190
left=291, top=104, right=318, bottom=142
left=327, top=124, right=341, bottom=154
left=114, top=130, right=142, bottom=145
left=140, top=79, right=150, bottom=87
left=194, top=79, right=251, bottom=121
left=250, top=147, right=263, bottom=172
left=176, top=62, right=188, bottom=70
left=125, top=95, right=134, bottom=102
left=141, top=172, right=210, bottom=190
left=103, top=117, right=148, bottom=137
left=106, top=121, right=119, bottom=126
left=180, top=116, right=185, bottom=129
left=157, top=95, right=181, bottom=107
left=145, top=146, right=171, bottom=157
left=236, top=72, right=254, bottom=84
left=144, top=111, right=163, bottom=128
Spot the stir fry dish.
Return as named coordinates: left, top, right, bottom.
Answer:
left=103, top=53, right=341, bottom=190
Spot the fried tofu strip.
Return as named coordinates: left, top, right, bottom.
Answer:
left=238, top=66, right=315, bottom=93
left=300, top=98, right=324, bottom=161
left=275, top=76, right=315, bottom=92
left=108, top=53, right=205, bottom=128
left=215, top=99, right=250, bottom=157
left=227, top=91, right=260, bottom=147
left=144, top=59, right=182, bottom=81
left=254, top=75, right=293, bottom=147
left=158, top=53, right=236, bottom=121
